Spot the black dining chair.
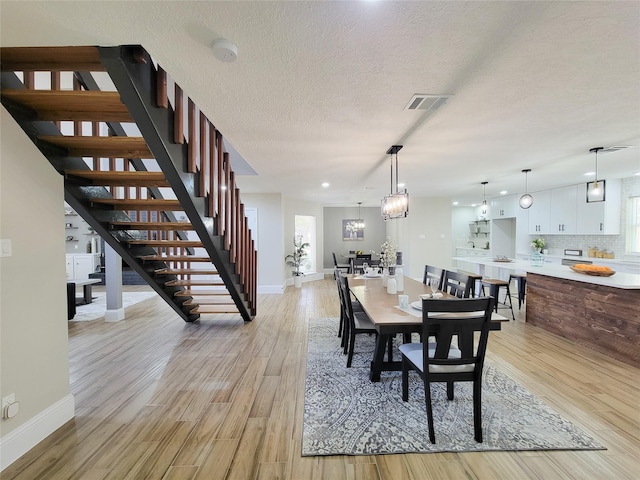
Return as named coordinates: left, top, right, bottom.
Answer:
left=334, top=267, right=364, bottom=345
left=423, top=265, right=445, bottom=290
left=338, top=274, right=377, bottom=367
left=398, top=296, right=494, bottom=443
left=442, top=270, right=473, bottom=298
left=332, top=252, right=350, bottom=277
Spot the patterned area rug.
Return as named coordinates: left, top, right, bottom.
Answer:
left=70, top=291, right=157, bottom=321
left=302, top=317, right=605, bottom=456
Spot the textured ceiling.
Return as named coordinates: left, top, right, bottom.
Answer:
left=1, top=1, right=639, bottom=206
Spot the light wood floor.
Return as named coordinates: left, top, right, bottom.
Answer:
left=3, top=279, right=639, bottom=479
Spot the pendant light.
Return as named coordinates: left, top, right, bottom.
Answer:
left=480, top=181, right=488, bottom=215
left=355, top=202, right=365, bottom=230
left=587, top=147, right=606, bottom=202
left=381, top=145, right=408, bottom=220
left=346, top=202, right=365, bottom=233
left=519, top=169, right=534, bottom=209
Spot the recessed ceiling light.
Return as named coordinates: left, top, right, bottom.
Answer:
left=471, top=203, right=477, bottom=207
left=634, top=172, right=640, bottom=176
left=452, top=201, right=459, bottom=205
left=500, top=190, right=508, bottom=195
left=321, top=182, right=330, bottom=188
left=397, top=182, right=406, bottom=188
left=584, top=171, right=596, bottom=176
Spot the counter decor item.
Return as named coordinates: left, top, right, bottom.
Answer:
left=530, top=238, right=545, bottom=252
left=569, top=264, right=615, bottom=277
left=530, top=238, right=545, bottom=267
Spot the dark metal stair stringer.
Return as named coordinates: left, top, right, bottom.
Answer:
left=98, top=46, right=253, bottom=322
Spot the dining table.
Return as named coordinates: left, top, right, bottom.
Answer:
left=348, top=274, right=508, bottom=382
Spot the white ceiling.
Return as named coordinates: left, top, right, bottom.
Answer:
left=2, top=1, right=639, bottom=207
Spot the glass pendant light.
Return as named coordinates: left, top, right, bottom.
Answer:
left=519, top=169, right=533, bottom=209
left=587, top=147, right=606, bottom=202
left=481, top=181, right=488, bottom=215
left=381, top=145, right=408, bottom=220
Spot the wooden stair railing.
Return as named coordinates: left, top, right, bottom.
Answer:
left=1, top=45, right=256, bottom=322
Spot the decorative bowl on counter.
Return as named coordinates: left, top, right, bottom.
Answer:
left=492, top=256, right=512, bottom=263
left=569, top=265, right=616, bottom=277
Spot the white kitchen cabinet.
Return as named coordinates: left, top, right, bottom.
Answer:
left=66, top=254, right=100, bottom=280
left=576, top=179, right=621, bottom=234
left=549, top=185, right=577, bottom=234
left=490, top=194, right=518, bottom=219
left=528, top=189, right=551, bottom=234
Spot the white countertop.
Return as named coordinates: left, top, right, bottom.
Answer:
left=516, top=252, right=640, bottom=268
left=453, top=256, right=640, bottom=290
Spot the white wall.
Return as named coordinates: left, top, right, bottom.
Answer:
left=400, top=196, right=453, bottom=279
left=0, top=109, right=74, bottom=469
left=241, top=193, right=285, bottom=293
left=283, top=197, right=324, bottom=278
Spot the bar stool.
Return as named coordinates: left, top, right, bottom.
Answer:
left=480, top=278, right=515, bottom=320
left=456, top=269, right=482, bottom=297
left=509, top=273, right=527, bottom=310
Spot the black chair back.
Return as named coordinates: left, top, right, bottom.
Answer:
left=423, top=265, right=445, bottom=289
left=421, top=297, right=493, bottom=373
left=442, top=270, right=472, bottom=298
left=355, top=253, right=372, bottom=260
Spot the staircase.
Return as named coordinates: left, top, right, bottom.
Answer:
left=1, top=46, right=256, bottom=322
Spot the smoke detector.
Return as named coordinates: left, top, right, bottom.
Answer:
left=212, top=38, right=238, bottom=62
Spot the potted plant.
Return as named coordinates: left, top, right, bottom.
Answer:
left=285, top=237, right=310, bottom=288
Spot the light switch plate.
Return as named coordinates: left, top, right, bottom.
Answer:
left=0, top=239, right=11, bottom=257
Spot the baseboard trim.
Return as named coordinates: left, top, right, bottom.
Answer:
left=0, top=393, right=75, bottom=472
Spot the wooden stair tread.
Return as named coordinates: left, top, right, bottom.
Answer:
left=38, top=135, right=152, bottom=158
left=90, top=198, right=182, bottom=209
left=126, top=240, right=202, bottom=247
left=166, top=279, right=225, bottom=286
left=65, top=170, right=169, bottom=187
left=182, top=299, right=235, bottom=306
left=174, top=290, right=229, bottom=296
left=1, top=90, right=132, bottom=122
left=188, top=305, right=240, bottom=314
left=111, top=221, right=194, bottom=230
left=0, top=46, right=104, bottom=72
left=155, top=269, right=219, bottom=275
left=141, top=255, right=211, bottom=262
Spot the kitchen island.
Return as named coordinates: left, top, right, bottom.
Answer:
left=453, top=256, right=640, bottom=366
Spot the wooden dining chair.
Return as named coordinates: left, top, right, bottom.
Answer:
left=442, top=270, right=472, bottom=298
left=423, top=265, right=445, bottom=290
left=338, top=274, right=377, bottom=367
left=398, top=296, right=494, bottom=443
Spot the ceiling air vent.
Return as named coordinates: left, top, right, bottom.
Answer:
left=405, top=94, right=453, bottom=111
left=601, top=145, right=633, bottom=153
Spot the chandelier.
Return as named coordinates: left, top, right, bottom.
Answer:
left=346, top=202, right=365, bottom=232
left=381, top=145, right=408, bottom=220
